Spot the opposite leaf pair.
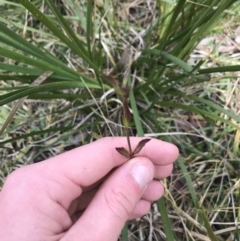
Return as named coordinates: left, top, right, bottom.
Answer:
left=116, top=139, right=151, bottom=159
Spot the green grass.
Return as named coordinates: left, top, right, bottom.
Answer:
left=0, top=0, right=240, bottom=240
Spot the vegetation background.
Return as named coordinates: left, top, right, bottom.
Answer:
left=0, top=0, right=240, bottom=240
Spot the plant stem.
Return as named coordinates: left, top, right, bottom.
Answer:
left=125, top=127, right=132, bottom=157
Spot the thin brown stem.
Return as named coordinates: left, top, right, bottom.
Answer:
left=125, top=127, right=132, bottom=158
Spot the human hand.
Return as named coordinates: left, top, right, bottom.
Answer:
left=0, top=137, right=178, bottom=241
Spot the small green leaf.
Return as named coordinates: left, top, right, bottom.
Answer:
left=133, top=139, right=151, bottom=155
left=115, top=147, right=130, bottom=158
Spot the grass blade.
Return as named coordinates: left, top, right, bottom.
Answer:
left=0, top=71, right=53, bottom=136
left=86, top=0, right=93, bottom=60
left=178, top=158, right=220, bottom=241
left=19, top=0, right=96, bottom=70
left=45, top=0, right=97, bottom=70
left=129, top=80, right=176, bottom=240
left=157, top=198, right=175, bottom=241
left=0, top=80, right=103, bottom=106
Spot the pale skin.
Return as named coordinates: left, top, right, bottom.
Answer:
left=0, top=137, right=179, bottom=241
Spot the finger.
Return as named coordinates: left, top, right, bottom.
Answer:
left=154, top=164, right=173, bottom=179
left=141, top=180, right=164, bottom=202
left=70, top=163, right=173, bottom=215
left=128, top=199, right=151, bottom=220
left=71, top=180, right=164, bottom=216
left=62, top=157, right=154, bottom=241
left=44, top=137, right=178, bottom=186
left=69, top=165, right=173, bottom=215
left=35, top=137, right=178, bottom=209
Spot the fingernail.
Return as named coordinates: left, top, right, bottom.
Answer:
left=130, top=164, right=153, bottom=189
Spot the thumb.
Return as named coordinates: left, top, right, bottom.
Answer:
left=64, top=157, right=154, bottom=241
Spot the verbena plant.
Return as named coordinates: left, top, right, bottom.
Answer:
left=0, top=0, right=239, bottom=240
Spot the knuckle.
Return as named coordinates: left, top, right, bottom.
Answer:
left=105, top=186, right=134, bottom=221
